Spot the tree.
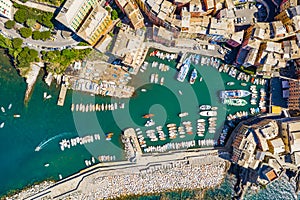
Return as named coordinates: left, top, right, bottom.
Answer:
left=12, top=38, right=23, bottom=49
left=4, top=20, right=15, bottom=29
left=40, top=31, right=51, bottom=40
left=26, top=19, right=36, bottom=28
left=32, top=31, right=41, bottom=40
left=19, top=27, right=32, bottom=38
left=14, top=9, right=28, bottom=24
left=111, top=10, right=118, bottom=20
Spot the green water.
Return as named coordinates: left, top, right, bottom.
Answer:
left=0, top=48, right=265, bottom=197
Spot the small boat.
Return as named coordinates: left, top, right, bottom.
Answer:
left=211, top=107, right=218, bottom=110
left=8, top=104, right=12, bottom=110
left=45, top=95, right=52, bottom=99
left=141, top=89, right=147, bottom=92
left=143, top=114, right=154, bottom=118
left=199, top=111, right=217, bottom=117
left=160, top=77, right=164, bottom=85
left=179, top=112, right=189, bottom=118
left=43, top=92, right=47, bottom=99
left=145, top=119, right=155, bottom=127
left=35, top=146, right=41, bottom=152
left=71, top=104, right=74, bottom=112
left=189, top=69, right=198, bottom=84
left=59, top=174, right=63, bottom=180
left=199, top=105, right=211, bottom=110
left=154, top=74, right=159, bottom=84
left=1, top=107, right=5, bottom=113
left=13, top=114, right=21, bottom=118
left=0, top=122, right=4, bottom=128
left=222, top=98, right=247, bottom=106
left=44, top=163, right=50, bottom=167
left=227, top=82, right=234, bottom=86
left=178, top=90, right=183, bottom=95
left=241, top=83, right=247, bottom=86
left=105, top=132, right=113, bottom=141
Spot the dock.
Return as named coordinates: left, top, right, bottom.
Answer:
left=176, top=52, right=186, bottom=69
left=57, top=84, right=67, bottom=106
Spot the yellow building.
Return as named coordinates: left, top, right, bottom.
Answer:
left=56, top=0, right=112, bottom=46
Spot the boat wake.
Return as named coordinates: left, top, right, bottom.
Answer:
left=35, top=132, right=73, bottom=152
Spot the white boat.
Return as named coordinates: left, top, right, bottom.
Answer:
left=178, top=90, right=183, bottom=95
left=0, top=122, right=4, bottom=128
left=179, top=112, right=188, bottom=118
left=177, top=57, right=191, bottom=82
left=35, top=146, right=41, bottom=152
left=1, top=107, right=5, bottom=113
left=150, top=74, right=155, bottom=83
left=8, top=103, right=12, bottom=110
left=45, top=95, right=52, bottom=99
left=154, top=74, right=159, bottom=84
left=241, top=83, right=247, bottom=86
left=145, top=119, right=155, bottom=127
left=199, top=105, right=211, bottom=110
left=43, top=92, right=47, bottom=99
left=141, top=89, right=147, bottom=92
left=13, top=114, right=21, bottom=118
left=199, top=111, right=217, bottom=117
left=227, top=82, right=234, bottom=86
left=160, top=77, right=164, bottom=85
left=44, top=163, right=50, bottom=167
left=211, top=107, right=218, bottom=110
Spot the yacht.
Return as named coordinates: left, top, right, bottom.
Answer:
left=177, top=56, right=191, bottom=82
left=189, top=69, right=198, bottom=84
left=222, top=98, right=247, bottom=106
left=219, top=90, right=251, bottom=99
left=141, top=89, right=147, bottom=92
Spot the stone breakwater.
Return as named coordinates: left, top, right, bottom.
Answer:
left=63, top=159, right=227, bottom=199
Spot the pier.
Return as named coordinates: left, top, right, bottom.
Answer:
left=57, top=84, right=67, bottom=106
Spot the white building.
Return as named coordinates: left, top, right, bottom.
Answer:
left=0, top=0, right=14, bottom=20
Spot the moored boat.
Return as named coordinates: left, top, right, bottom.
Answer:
left=189, top=69, right=198, bottom=84
left=8, top=103, right=12, bottom=110
left=199, top=111, right=217, bottom=117
left=13, top=114, right=21, bottom=118
left=226, top=82, right=234, bottom=86
left=142, top=114, right=154, bottom=118
left=0, top=122, right=4, bottom=128
left=177, top=56, right=191, bottom=82
left=219, top=90, right=251, bottom=99
left=199, top=105, right=211, bottom=110
left=145, top=119, right=155, bottom=127
left=178, top=112, right=189, bottom=118
left=222, top=98, right=247, bottom=106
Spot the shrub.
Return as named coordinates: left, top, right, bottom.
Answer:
left=14, top=9, right=27, bottom=24
left=111, top=10, right=118, bottom=20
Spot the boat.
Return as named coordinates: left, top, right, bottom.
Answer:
left=199, top=111, right=217, bottom=117
left=222, top=98, right=247, bottom=106
left=211, top=107, right=218, bottom=110
left=226, top=82, right=234, bottom=86
left=145, top=119, right=155, bottom=127
left=44, top=163, right=50, bottom=167
left=59, top=174, right=63, bottom=180
left=150, top=74, right=155, bottom=83
left=177, top=56, right=191, bottom=82
left=105, top=132, right=114, bottom=141
left=0, top=122, right=4, bottom=128
left=241, top=83, right=247, bottom=86
left=199, top=105, right=211, bottom=110
left=178, top=90, right=183, bottom=95
left=142, top=114, right=154, bottom=118
left=71, top=104, right=74, bottom=112
left=35, top=146, right=41, bottom=152
left=219, top=90, right=251, bottom=99
left=154, top=74, right=159, bottom=84
left=179, top=112, right=189, bottom=118
left=189, top=69, right=198, bottom=84
left=1, top=107, right=5, bottom=112
left=13, top=114, right=21, bottom=118
left=8, top=103, right=12, bottom=110
left=45, top=95, right=52, bottom=99
left=141, top=89, right=147, bottom=92
left=160, top=77, right=164, bottom=85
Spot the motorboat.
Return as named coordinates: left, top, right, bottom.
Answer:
left=145, top=119, right=155, bottom=127
left=141, top=89, right=147, bottom=92
left=179, top=112, right=189, bottom=118
left=189, top=69, right=198, bottom=84
left=199, top=111, right=217, bottom=117
left=226, top=82, right=234, bottom=86
left=219, top=90, right=251, bottom=99
left=13, top=114, right=21, bottom=118
left=0, top=122, right=4, bottom=128
left=199, top=105, right=211, bottom=110
left=177, top=56, right=191, bottom=82
left=143, top=114, right=154, bottom=118
left=222, top=98, right=247, bottom=106
left=8, top=103, right=12, bottom=110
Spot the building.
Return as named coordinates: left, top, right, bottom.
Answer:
left=56, top=0, right=112, bottom=46
left=0, top=0, right=14, bottom=20
left=116, top=0, right=145, bottom=29
left=288, top=80, right=300, bottom=110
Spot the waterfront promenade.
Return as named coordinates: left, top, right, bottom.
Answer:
left=12, top=149, right=228, bottom=199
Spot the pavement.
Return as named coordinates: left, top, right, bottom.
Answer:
left=13, top=0, right=57, bottom=12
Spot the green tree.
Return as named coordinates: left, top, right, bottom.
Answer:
left=26, top=19, right=36, bottom=28
left=12, top=38, right=23, bottom=49
left=111, top=9, right=118, bottom=20
left=19, top=27, right=32, bottom=38
left=40, top=31, right=51, bottom=40
left=4, top=20, right=15, bottom=29
left=14, top=9, right=28, bottom=24
left=32, top=31, right=41, bottom=40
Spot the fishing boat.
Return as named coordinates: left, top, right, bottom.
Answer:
left=8, top=103, right=12, bottom=110
left=142, top=114, right=154, bottom=118
left=222, top=98, right=247, bottom=106
left=0, top=122, right=4, bottom=128
left=177, top=56, right=191, bottom=82
left=178, top=112, right=189, bottom=118
left=141, top=89, right=147, bottom=92
left=189, top=69, right=198, bottom=84
left=219, top=90, right=251, bottom=99
left=145, top=119, right=155, bottom=127
left=13, top=114, right=21, bottom=118
left=226, top=82, right=234, bottom=86
left=199, top=111, right=217, bottom=117
left=199, top=105, right=211, bottom=110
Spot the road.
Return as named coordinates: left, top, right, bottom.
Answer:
left=13, top=0, right=57, bottom=12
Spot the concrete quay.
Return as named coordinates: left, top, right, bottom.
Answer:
left=23, top=149, right=228, bottom=200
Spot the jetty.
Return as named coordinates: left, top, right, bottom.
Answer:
left=24, top=63, right=41, bottom=104
left=57, top=84, right=67, bottom=106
